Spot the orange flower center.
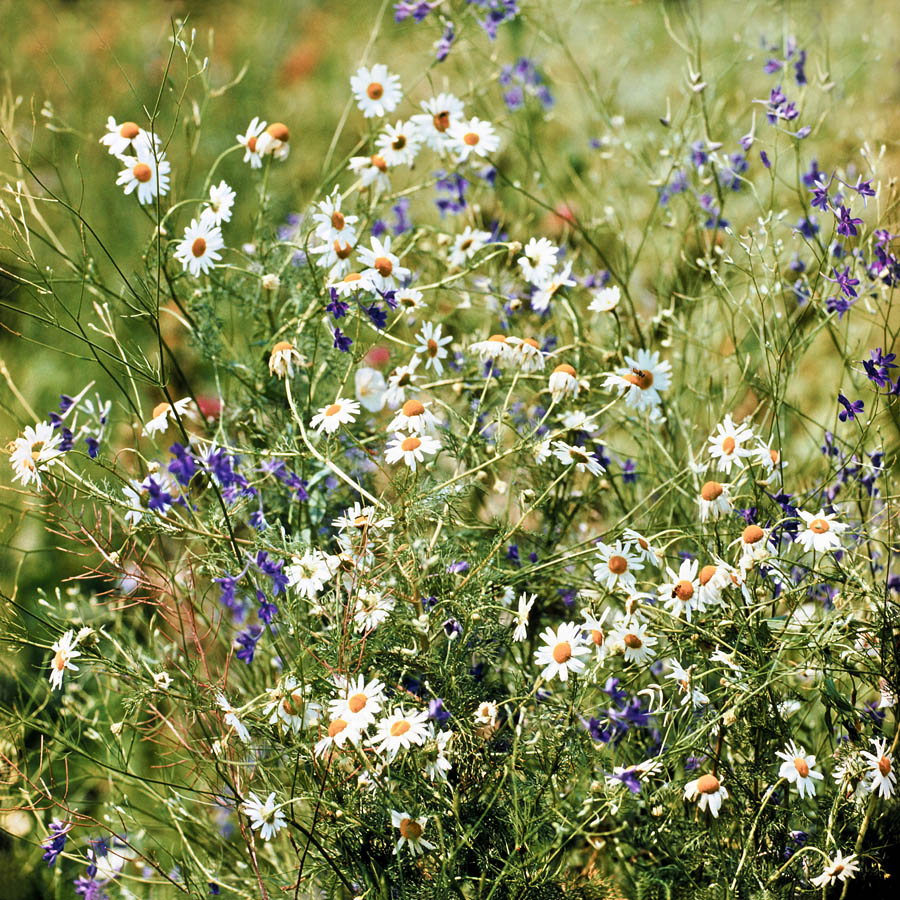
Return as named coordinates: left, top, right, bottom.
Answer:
left=699, top=565, right=718, bottom=586
left=402, top=399, right=425, bottom=417
left=623, top=368, right=654, bottom=389
left=334, top=240, right=354, bottom=259
left=343, top=272, right=362, bottom=282
left=552, top=641, right=572, bottom=663
left=390, top=720, right=411, bottom=737
left=374, top=256, right=393, bottom=276
left=463, top=131, right=480, bottom=146
left=272, top=341, right=293, bottom=354
left=282, top=694, right=301, bottom=716
left=366, top=82, right=383, bottom=100
left=325, top=403, right=342, bottom=417
left=132, top=162, right=152, bottom=183
left=267, top=122, right=289, bottom=142
left=399, top=818, right=423, bottom=840
left=371, top=154, right=387, bottom=171
left=401, top=437, right=422, bottom=452
left=331, top=211, right=345, bottom=230
left=701, top=481, right=723, bottom=501
left=809, top=518, right=830, bottom=534
left=793, top=757, right=810, bottom=777
left=878, top=756, right=892, bottom=776
left=53, top=650, right=67, bottom=671
left=769, top=448, right=780, bottom=465
left=743, top=525, right=764, bottom=544
left=152, top=402, right=171, bottom=419
left=674, top=580, right=695, bottom=601
left=191, top=237, right=207, bottom=258
left=348, top=693, right=368, bottom=714
left=553, top=363, right=576, bottom=377
left=426, top=338, right=439, bottom=357
left=608, top=555, right=628, bottom=575
left=247, top=136, right=258, bottom=152
left=721, top=436, right=736, bottom=454
left=624, top=633, right=643, bottom=649
left=591, top=629, right=604, bottom=646
left=433, top=111, right=450, bottom=132
left=328, top=718, right=348, bottom=737
left=119, top=121, right=140, bottom=139
left=696, top=774, right=720, bottom=794
left=488, top=334, right=507, bottom=343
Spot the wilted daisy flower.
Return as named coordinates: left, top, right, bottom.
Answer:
left=314, top=716, right=364, bottom=757
left=411, top=93, right=465, bottom=151
left=659, top=558, right=701, bottom=621
left=588, top=284, right=621, bottom=312
left=449, top=225, right=492, bottom=268
left=548, top=363, right=579, bottom=401
left=351, top=64, right=402, bottom=118
left=507, top=337, right=546, bottom=372
left=312, top=188, right=359, bottom=245
left=513, top=593, right=535, bottom=641
left=174, top=216, right=225, bottom=277
left=143, top=398, right=193, bottom=437
left=795, top=509, right=848, bottom=554
left=256, top=122, right=290, bottom=161
left=860, top=738, right=896, bottom=798
left=354, top=588, right=395, bottom=631
left=391, top=810, right=435, bottom=856
left=8, top=421, right=64, bottom=490
left=531, top=261, right=576, bottom=313
left=310, top=397, right=360, bottom=435
left=737, top=524, right=775, bottom=571
left=666, top=660, right=709, bottom=707
left=593, top=540, right=644, bottom=594
left=580, top=608, right=610, bottom=656
left=285, top=549, right=339, bottom=599
left=552, top=441, right=605, bottom=476
left=414, top=322, right=452, bottom=374
left=199, top=180, right=236, bottom=226
left=388, top=398, right=439, bottom=434
left=358, top=235, right=410, bottom=291
left=604, top=349, right=671, bottom=413
left=237, top=117, right=267, bottom=168
left=268, top=341, right=304, bottom=379
left=697, top=561, right=732, bottom=607
left=116, top=142, right=170, bottom=205
left=518, top=237, right=559, bottom=285
left=752, top=435, right=786, bottom=477
left=48, top=630, right=81, bottom=690
left=332, top=502, right=395, bottom=533
left=609, top=618, right=658, bottom=665
left=216, top=694, right=250, bottom=744
left=100, top=117, right=157, bottom=156
left=242, top=792, right=287, bottom=841
left=264, top=677, right=318, bottom=733
left=623, top=529, right=662, bottom=567
left=777, top=740, right=825, bottom=798
left=534, top=621, right=590, bottom=682
left=371, top=707, right=430, bottom=759
left=469, top=334, right=512, bottom=364
left=698, top=480, right=732, bottom=521
left=385, top=432, right=441, bottom=471
left=683, top=773, right=728, bottom=817
left=474, top=701, right=498, bottom=727
left=707, top=414, right=756, bottom=473
left=354, top=367, right=387, bottom=413
left=349, top=154, right=391, bottom=192
left=809, top=851, right=859, bottom=888
left=329, top=676, right=386, bottom=730
left=449, top=117, right=500, bottom=162
left=376, top=120, right=422, bottom=168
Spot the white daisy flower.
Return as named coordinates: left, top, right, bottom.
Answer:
left=48, top=630, right=81, bottom=690
left=552, top=441, right=605, bottom=477
left=609, top=618, right=658, bottom=665
left=449, top=226, right=492, bottom=268
left=312, top=188, right=359, bottom=245
left=548, top=363, right=579, bottom=401
left=707, top=414, right=756, bottom=473
left=358, top=235, right=410, bottom=292
left=385, top=432, right=441, bottom=471
left=310, top=397, right=360, bottom=435
left=237, top=117, right=267, bottom=168
left=353, top=589, right=396, bottom=632
left=203, top=180, right=236, bottom=226
left=534, top=439, right=553, bottom=465
left=329, top=675, right=386, bottom=730
left=264, top=677, right=319, bottom=733
left=173, top=217, right=225, bottom=277
left=422, top=726, right=453, bottom=781
left=666, top=659, right=709, bottom=707
left=115, top=143, right=170, bottom=205
left=469, top=334, right=512, bottom=364
left=683, top=773, right=728, bottom=817
left=329, top=270, right=375, bottom=297
left=474, top=701, right=498, bottom=727
left=391, top=810, right=435, bottom=856
left=143, top=398, right=193, bottom=437
left=860, top=738, right=896, bottom=798
left=449, top=117, right=500, bottom=162
left=593, top=541, right=644, bottom=594
left=332, top=502, right=395, bottom=534
left=8, top=421, right=64, bottom=490
left=603, top=349, right=671, bottom=413
left=285, top=549, right=340, bottom=599
left=413, top=322, right=453, bottom=375
left=697, top=561, right=734, bottom=607
left=384, top=358, right=422, bottom=409
left=349, top=154, right=391, bottom=192
left=314, top=715, right=364, bottom=757
left=371, top=707, right=430, bottom=760
left=623, top=529, right=662, bottom=567
left=698, top=480, right=732, bottom=522
left=580, top=608, right=610, bottom=655
left=354, top=366, right=388, bottom=413
left=350, top=64, right=402, bottom=118
left=242, top=792, right=286, bottom=841
left=531, top=261, right=576, bottom=313
left=506, top=336, right=546, bottom=372
left=810, top=851, right=859, bottom=888
left=533, top=621, right=591, bottom=682
left=216, top=694, right=250, bottom=744
left=795, top=509, right=847, bottom=554
left=411, top=93, right=465, bottom=151
left=100, top=116, right=157, bottom=156
left=737, top=524, right=776, bottom=572
left=776, top=740, right=825, bottom=799
left=518, top=237, right=559, bottom=285
left=660, top=558, right=701, bottom=621
left=752, top=436, right=786, bottom=477
left=268, top=341, right=304, bottom=379
left=375, top=120, right=421, bottom=168
left=588, top=284, right=621, bottom=312
left=310, top=237, right=355, bottom=279
left=512, top=592, right=535, bottom=642
left=395, top=287, right=425, bottom=314
left=388, top=398, right=439, bottom=434
left=256, top=122, right=290, bottom=161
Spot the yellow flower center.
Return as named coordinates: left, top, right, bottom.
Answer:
left=348, top=693, right=368, bottom=714
left=325, top=403, right=342, bottom=417
left=390, top=720, right=411, bottom=737
left=721, top=436, right=736, bottom=454
left=328, top=718, right=348, bottom=737
left=463, top=131, right=480, bottom=146
left=699, top=565, right=718, bottom=586
left=402, top=399, right=425, bottom=417
left=742, top=525, right=764, bottom=544
left=266, top=122, right=289, bottom=142
left=591, top=629, right=604, bottom=647
left=553, top=363, right=576, bottom=377
left=809, top=518, right=830, bottom=534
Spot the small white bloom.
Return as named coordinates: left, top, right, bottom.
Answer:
left=683, top=773, right=728, bottom=817
left=776, top=740, right=825, bottom=799
left=350, top=64, right=402, bottom=118
left=391, top=810, right=435, bottom=856
left=48, top=630, right=81, bottom=690
left=795, top=509, right=847, bottom=554
left=174, top=217, right=224, bottom=277
left=385, top=432, right=441, bottom=471
left=204, top=180, right=236, bottom=225
left=310, top=397, right=360, bottom=435
left=242, top=792, right=286, bottom=841
left=534, top=621, right=591, bottom=682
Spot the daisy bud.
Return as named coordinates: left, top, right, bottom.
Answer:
left=261, top=273, right=281, bottom=291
